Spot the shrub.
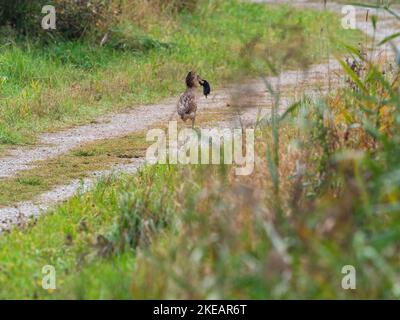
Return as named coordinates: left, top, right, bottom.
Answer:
left=105, top=22, right=173, bottom=52
left=0, top=0, right=43, bottom=35
left=50, top=0, right=117, bottom=39
left=0, top=0, right=199, bottom=40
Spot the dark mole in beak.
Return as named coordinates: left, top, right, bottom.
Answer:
left=200, top=79, right=211, bottom=98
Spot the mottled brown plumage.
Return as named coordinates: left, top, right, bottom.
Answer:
left=177, top=71, right=203, bottom=128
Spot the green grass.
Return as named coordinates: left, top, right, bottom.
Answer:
left=16, top=176, right=43, bottom=186
left=0, top=175, right=128, bottom=299
left=0, top=165, right=178, bottom=299
left=0, top=0, right=361, bottom=146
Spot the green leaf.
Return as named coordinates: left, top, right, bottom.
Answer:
left=278, top=101, right=301, bottom=122
left=385, top=7, right=400, bottom=21
left=336, top=41, right=364, bottom=60
left=378, top=32, right=400, bottom=46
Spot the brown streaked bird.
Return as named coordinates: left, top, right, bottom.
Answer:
left=177, top=71, right=205, bottom=128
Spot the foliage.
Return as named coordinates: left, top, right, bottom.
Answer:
left=0, top=0, right=199, bottom=40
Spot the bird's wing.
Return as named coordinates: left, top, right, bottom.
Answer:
left=177, top=92, right=197, bottom=116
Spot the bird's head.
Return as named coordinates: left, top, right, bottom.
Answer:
left=185, top=71, right=204, bottom=88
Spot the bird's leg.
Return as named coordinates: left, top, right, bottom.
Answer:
left=191, top=115, right=196, bottom=129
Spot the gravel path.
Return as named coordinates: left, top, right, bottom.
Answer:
left=1, top=0, right=399, bottom=232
